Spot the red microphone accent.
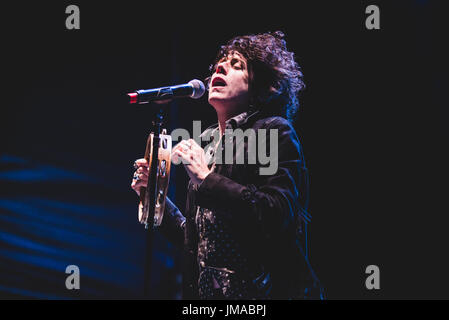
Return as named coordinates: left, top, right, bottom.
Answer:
left=128, top=93, right=138, bottom=104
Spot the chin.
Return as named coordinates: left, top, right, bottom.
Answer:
left=208, top=94, right=226, bottom=107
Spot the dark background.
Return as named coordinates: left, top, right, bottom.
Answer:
left=1, top=0, right=448, bottom=299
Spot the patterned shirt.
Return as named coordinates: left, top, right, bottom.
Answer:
left=194, top=112, right=270, bottom=299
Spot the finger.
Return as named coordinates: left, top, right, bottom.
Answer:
left=134, top=158, right=149, bottom=167
left=136, top=167, right=149, bottom=174
left=175, top=149, right=190, bottom=162
left=131, top=178, right=147, bottom=188
left=171, top=151, right=182, bottom=165
left=178, top=140, right=192, bottom=152
left=174, top=150, right=191, bottom=165
left=172, top=142, right=189, bottom=163
left=131, top=174, right=148, bottom=188
left=132, top=173, right=148, bottom=182
left=135, top=177, right=148, bottom=186
left=188, top=139, right=200, bottom=148
left=173, top=141, right=190, bottom=155
left=172, top=142, right=184, bottom=154
left=187, top=139, right=205, bottom=153
left=131, top=180, right=147, bottom=194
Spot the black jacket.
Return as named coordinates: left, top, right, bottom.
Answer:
left=159, top=110, right=323, bottom=299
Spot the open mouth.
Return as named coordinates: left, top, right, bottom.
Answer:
left=211, top=77, right=227, bottom=87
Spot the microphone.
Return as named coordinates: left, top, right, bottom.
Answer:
left=127, top=79, right=205, bottom=104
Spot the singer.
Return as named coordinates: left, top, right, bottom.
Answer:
left=131, top=31, right=323, bottom=299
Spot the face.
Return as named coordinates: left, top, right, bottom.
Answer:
left=208, top=51, right=250, bottom=115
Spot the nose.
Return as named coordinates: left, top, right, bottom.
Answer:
left=215, top=63, right=227, bottom=75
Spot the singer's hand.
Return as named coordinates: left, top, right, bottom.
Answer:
left=131, top=158, right=149, bottom=196
left=172, top=139, right=212, bottom=185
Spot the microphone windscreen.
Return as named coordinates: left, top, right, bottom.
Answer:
left=189, top=79, right=206, bottom=99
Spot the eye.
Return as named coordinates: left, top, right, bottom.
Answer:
left=231, top=58, right=243, bottom=69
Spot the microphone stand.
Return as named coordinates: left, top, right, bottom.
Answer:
left=143, top=104, right=167, bottom=297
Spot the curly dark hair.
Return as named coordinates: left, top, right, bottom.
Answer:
left=207, top=31, right=305, bottom=122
